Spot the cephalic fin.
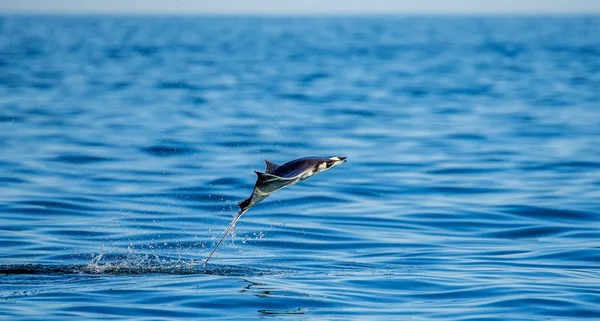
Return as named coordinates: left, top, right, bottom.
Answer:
left=264, top=160, right=281, bottom=174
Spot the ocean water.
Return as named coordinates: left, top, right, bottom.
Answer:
left=1, top=15, right=600, bottom=320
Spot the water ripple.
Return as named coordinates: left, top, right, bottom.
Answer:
left=1, top=15, right=599, bottom=321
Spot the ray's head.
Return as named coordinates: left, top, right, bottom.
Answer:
left=317, top=156, right=347, bottom=173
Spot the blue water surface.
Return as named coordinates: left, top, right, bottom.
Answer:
left=1, top=15, right=600, bottom=320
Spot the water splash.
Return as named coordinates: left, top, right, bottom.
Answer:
left=0, top=253, right=266, bottom=276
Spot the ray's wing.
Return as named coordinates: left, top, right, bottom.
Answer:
left=206, top=169, right=298, bottom=264
left=254, top=171, right=295, bottom=191
left=264, top=160, right=281, bottom=174
left=237, top=171, right=295, bottom=213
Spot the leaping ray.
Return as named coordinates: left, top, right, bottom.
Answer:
left=204, top=156, right=347, bottom=264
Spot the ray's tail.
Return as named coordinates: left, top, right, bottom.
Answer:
left=204, top=209, right=248, bottom=265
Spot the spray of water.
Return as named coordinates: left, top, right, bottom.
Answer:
left=204, top=208, right=248, bottom=265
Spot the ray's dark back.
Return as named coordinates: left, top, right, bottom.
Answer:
left=270, top=157, right=324, bottom=178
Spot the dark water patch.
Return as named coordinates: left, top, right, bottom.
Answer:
left=277, top=92, right=335, bottom=104
left=132, top=44, right=160, bottom=57
left=438, top=84, right=493, bottom=97
left=356, top=161, right=425, bottom=169
left=259, top=308, right=305, bottom=315
left=482, top=296, right=600, bottom=317
left=480, top=41, right=526, bottom=58
left=330, top=215, right=433, bottom=232
left=446, top=133, right=487, bottom=141
left=215, top=141, right=257, bottom=148
left=270, top=142, right=310, bottom=149
left=329, top=107, right=378, bottom=117
left=427, top=167, right=501, bottom=175
left=68, top=139, right=112, bottom=148
left=265, top=227, right=361, bottom=243
left=105, top=47, right=128, bottom=61
left=169, top=186, right=212, bottom=193
left=283, top=195, right=348, bottom=206
left=59, top=305, right=201, bottom=319
left=0, top=206, right=55, bottom=219
left=51, top=154, right=115, bottom=164
left=161, top=192, right=237, bottom=203
left=187, top=203, right=235, bottom=213
left=478, top=249, right=532, bottom=257
left=2, top=206, right=94, bottom=218
left=404, top=85, right=428, bottom=97
left=499, top=205, right=596, bottom=222
left=16, top=200, right=98, bottom=212
left=142, top=145, right=198, bottom=157
left=0, top=73, right=23, bottom=89
left=409, top=284, right=503, bottom=301
left=111, top=81, right=131, bottom=90
left=337, top=185, right=397, bottom=198
left=45, top=229, right=115, bottom=238
left=547, top=43, right=600, bottom=57
left=189, top=95, right=207, bottom=105
left=428, top=185, right=508, bottom=195
left=252, top=239, right=375, bottom=251
left=526, top=161, right=600, bottom=171
left=207, top=177, right=246, bottom=186
left=103, top=222, right=183, bottom=233
left=402, top=211, right=524, bottom=232
left=484, top=225, right=566, bottom=239
left=298, top=72, right=329, bottom=84
left=0, top=239, right=36, bottom=248
left=156, top=80, right=200, bottom=91
left=62, top=196, right=101, bottom=204
left=0, top=176, right=27, bottom=183
left=560, top=231, right=600, bottom=239
left=113, top=169, right=179, bottom=178
left=173, top=43, right=206, bottom=53
left=0, top=114, right=24, bottom=123
left=536, top=249, right=600, bottom=264
left=217, top=141, right=308, bottom=149
left=255, top=147, right=279, bottom=154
